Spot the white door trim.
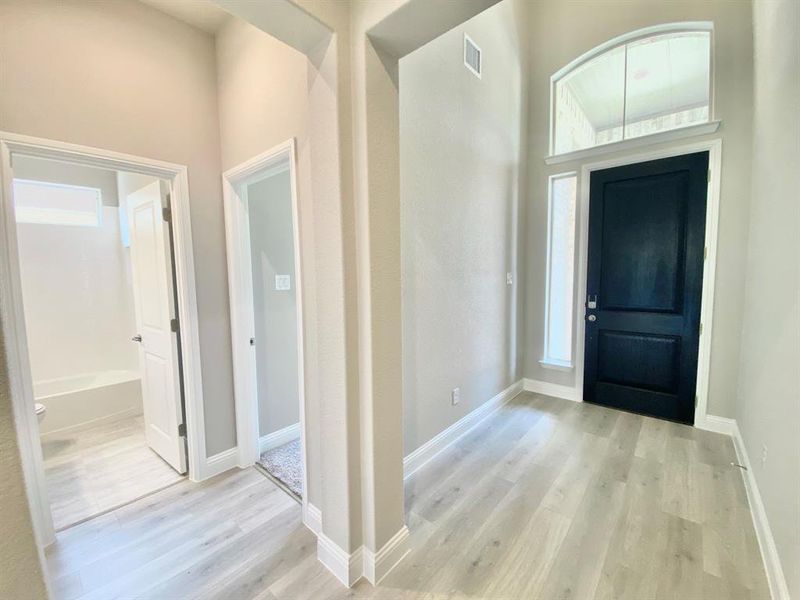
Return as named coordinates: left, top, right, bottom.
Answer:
left=0, top=131, right=207, bottom=549
left=222, top=138, right=310, bottom=520
left=575, top=138, right=722, bottom=427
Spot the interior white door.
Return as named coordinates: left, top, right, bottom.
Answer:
left=127, top=181, right=187, bottom=474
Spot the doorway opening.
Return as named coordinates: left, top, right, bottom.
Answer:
left=581, top=149, right=715, bottom=424
left=224, top=139, right=308, bottom=505
left=10, top=156, right=187, bottom=531
left=0, top=131, right=206, bottom=548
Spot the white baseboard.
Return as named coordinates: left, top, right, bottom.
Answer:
left=258, top=422, right=300, bottom=454
left=363, top=525, right=410, bottom=585
left=304, top=502, right=322, bottom=535
left=729, top=421, right=790, bottom=600
left=523, top=378, right=581, bottom=402
left=403, top=379, right=523, bottom=479
left=317, top=532, right=363, bottom=587
left=694, top=413, right=736, bottom=436
left=198, top=447, right=239, bottom=481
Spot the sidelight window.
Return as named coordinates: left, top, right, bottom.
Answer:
left=542, top=173, right=577, bottom=369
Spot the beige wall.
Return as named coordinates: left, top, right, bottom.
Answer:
left=347, top=0, right=504, bottom=556
left=216, top=17, right=310, bottom=171
left=399, top=0, right=527, bottom=454
left=0, top=0, right=236, bottom=456
left=522, top=0, right=754, bottom=419
left=737, top=0, right=800, bottom=595
left=0, top=321, right=48, bottom=600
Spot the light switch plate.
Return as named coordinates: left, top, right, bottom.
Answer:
left=506, top=272, right=513, bottom=285
left=275, top=274, right=291, bottom=291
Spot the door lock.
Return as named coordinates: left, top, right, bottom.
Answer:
left=587, top=314, right=596, bottom=322
left=587, top=294, right=598, bottom=309
left=132, top=334, right=142, bottom=342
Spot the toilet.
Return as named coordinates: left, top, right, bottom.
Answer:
left=35, top=402, right=46, bottom=424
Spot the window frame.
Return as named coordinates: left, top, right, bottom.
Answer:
left=12, top=178, right=103, bottom=227
left=541, top=171, right=578, bottom=370
left=548, top=22, right=715, bottom=158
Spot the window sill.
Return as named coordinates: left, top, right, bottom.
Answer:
left=545, top=120, right=721, bottom=166
left=539, top=358, right=574, bottom=372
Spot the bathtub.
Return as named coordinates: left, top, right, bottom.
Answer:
left=35, top=370, right=143, bottom=434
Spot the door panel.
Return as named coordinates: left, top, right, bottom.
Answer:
left=600, top=172, right=688, bottom=313
left=597, top=331, right=680, bottom=393
left=127, top=181, right=186, bottom=473
left=584, top=152, right=708, bottom=424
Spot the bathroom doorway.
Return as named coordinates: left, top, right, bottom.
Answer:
left=12, top=157, right=186, bottom=530
left=223, top=139, right=308, bottom=504
left=0, top=132, right=206, bottom=548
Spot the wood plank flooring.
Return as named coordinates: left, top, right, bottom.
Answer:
left=41, top=415, right=185, bottom=530
left=46, top=393, right=770, bottom=599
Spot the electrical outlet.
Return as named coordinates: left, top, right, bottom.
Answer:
left=451, top=387, right=460, bottom=406
left=506, top=272, right=513, bottom=285
left=761, top=444, right=768, bottom=467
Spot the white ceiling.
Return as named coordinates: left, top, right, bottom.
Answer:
left=138, top=0, right=231, bottom=34
left=564, top=32, right=711, bottom=130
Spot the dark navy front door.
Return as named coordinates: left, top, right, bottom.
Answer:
left=583, top=152, right=709, bottom=424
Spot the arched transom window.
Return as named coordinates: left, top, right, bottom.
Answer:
left=551, top=23, right=713, bottom=156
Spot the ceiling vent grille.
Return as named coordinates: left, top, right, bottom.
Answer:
left=464, top=34, right=482, bottom=79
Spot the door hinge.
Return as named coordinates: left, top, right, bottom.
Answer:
left=162, top=206, right=172, bottom=222
left=178, top=423, right=187, bottom=437
left=170, top=318, right=179, bottom=333
left=704, top=246, right=708, bottom=260
left=707, top=169, right=711, bottom=183
left=699, top=322, right=704, bottom=335
left=694, top=395, right=698, bottom=408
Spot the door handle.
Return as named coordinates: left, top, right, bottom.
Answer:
left=132, top=334, right=142, bottom=342
left=587, top=314, right=596, bottom=322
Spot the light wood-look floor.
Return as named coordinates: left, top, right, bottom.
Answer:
left=41, top=415, right=185, bottom=530
left=46, top=393, right=769, bottom=599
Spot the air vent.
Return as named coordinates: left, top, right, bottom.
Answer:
left=464, top=34, right=482, bottom=78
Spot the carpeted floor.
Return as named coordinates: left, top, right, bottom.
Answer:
left=257, top=438, right=303, bottom=499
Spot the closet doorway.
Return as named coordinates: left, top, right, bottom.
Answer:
left=223, top=139, right=308, bottom=504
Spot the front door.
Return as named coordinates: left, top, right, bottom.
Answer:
left=127, top=181, right=187, bottom=473
left=583, top=152, right=708, bottom=424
